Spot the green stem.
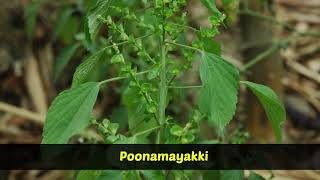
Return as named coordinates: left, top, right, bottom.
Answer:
left=241, top=43, right=280, bottom=72
left=100, top=34, right=153, bottom=52
left=168, top=85, right=202, bottom=89
left=98, top=70, right=149, bottom=85
left=128, top=71, right=158, bottom=121
left=157, top=36, right=167, bottom=144
left=156, top=1, right=167, bottom=144
left=134, top=125, right=161, bottom=137
left=166, top=41, right=203, bottom=53
left=168, top=22, right=199, bottom=32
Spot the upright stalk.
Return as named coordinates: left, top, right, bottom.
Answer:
left=156, top=4, right=167, bottom=144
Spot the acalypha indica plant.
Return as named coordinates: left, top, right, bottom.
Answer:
left=35, top=0, right=285, bottom=179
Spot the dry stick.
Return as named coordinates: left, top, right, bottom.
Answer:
left=0, top=102, right=45, bottom=124
left=285, top=58, right=320, bottom=84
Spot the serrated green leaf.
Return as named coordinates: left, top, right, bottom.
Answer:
left=88, top=0, right=111, bottom=41
left=97, top=171, right=122, bottom=180
left=53, top=8, right=74, bottom=40
left=242, top=81, right=286, bottom=143
left=202, top=38, right=221, bottom=56
left=72, top=48, right=107, bottom=87
left=42, top=82, right=100, bottom=144
left=220, top=170, right=244, bottom=180
left=193, top=38, right=221, bottom=55
left=248, top=171, right=266, bottom=180
left=25, top=0, right=42, bottom=40
left=54, top=43, right=81, bottom=82
left=198, top=53, right=239, bottom=134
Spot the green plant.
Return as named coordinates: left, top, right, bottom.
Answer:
left=30, top=0, right=286, bottom=179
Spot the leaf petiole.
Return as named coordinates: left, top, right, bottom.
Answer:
left=99, top=70, right=150, bottom=85
left=165, top=41, right=203, bottom=53
left=134, top=125, right=162, bottom=137
left=168, top=85, right=202, bottom=89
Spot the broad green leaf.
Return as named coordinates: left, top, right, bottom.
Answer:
left=54, top=43, right=81, bottom=82
left=25, top=0, right=42, bottom=40
left=53, top=8, right=74, bottom=40
left=202, top=38, right=221, bottom=56
left=76, top=0, right=98, bottom=12
left=242, top=81, right=286, bottom=143
left=87, top=0, right=111, bottom=41
left=198, top=53, right=239, bottom=134
left=77, top=170, right=101, bottom=180
left=220, top=170, right=244, bottom=180
left=72, top=48, right=107, bottom=87
left=42, top=82, right=100, bottom=144
left=193, top=38, right=221, bottom=56
left=97, top=171, right=122, bottom=180
left=200, top=0, right=221, bottom=15
left=248, top=171, right=266, bottom=180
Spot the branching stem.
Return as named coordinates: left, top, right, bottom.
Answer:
left=100, top=34, right=153, bottom=52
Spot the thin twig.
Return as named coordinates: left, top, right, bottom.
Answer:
left=134, top=126, right=161, bottom=137
left=99, top=34, right=154, bottom=53
left=285, top=58, right=320, bottom=84
left=168, top=85, right=202, bottom=89
left=0, top=102, right=45, bottom=124
left=241, top=43, right=281, bottom=72
left=166, top=41, right=203, bottom=52
left=168, top=22, right=199, bottom=32
left=99, top=70, right=150, bottom=85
